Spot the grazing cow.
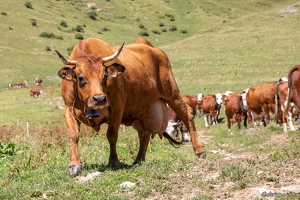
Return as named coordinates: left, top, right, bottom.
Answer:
left=224, top=92, right=247, bottom=132
left=30, top=88, right=43, bottom=98
left=198, top=94, right=219, bottom=127
left=8, top=80, right=28, bottom=88
left=165, top=94, right=196, bottom=142
left=246, top=81, right=281, bottom=129
left=35, top=76, right=43, bottom=86
left=55, top=37, right=205, bottom=176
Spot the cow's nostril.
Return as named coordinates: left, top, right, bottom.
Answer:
left=93, top=95, right=106, bottom=105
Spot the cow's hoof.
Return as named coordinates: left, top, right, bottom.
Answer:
left=196, top=151, right=206, bottom=159
left=69, top=165, right=81, bottom=177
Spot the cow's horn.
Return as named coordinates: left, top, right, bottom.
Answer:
left=102, top=42, right=125, bottom=63
left=55, top=50, right=77, bottom=65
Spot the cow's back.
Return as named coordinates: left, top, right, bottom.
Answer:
left=110, top=40, right=176, bottom=123
left=247, top=82, right=277, bottom=106
left=225, top=95, right=241, bottom=115
left=201, top=95, right=216, bottom=113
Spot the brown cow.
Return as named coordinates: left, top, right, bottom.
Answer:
left=224, top=92, right=247, bottom=132
left=30, top=88, right=42, bottom=98
left=246, top=81, right=282, bottom=129
left=55, top=37, right=206, bottom=176
left=198, top=94, right=219, bottom=127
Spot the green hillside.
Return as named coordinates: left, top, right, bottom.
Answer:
left=1, top=0, right=300, bottom=125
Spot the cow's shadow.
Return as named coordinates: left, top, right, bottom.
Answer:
left=82, top=162, right=133, bottom=173
left=217, top=117, right=225, bottom=124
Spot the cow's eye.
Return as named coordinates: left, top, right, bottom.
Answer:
left=78, top=75, right=86, bottom=86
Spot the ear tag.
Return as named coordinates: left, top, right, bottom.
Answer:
left=86, top=108, right=100, bottom=119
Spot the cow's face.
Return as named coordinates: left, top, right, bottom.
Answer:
left=240, top=89, right=248, bottom=107
left=55, top=43, right=125, bottom=109
left=197, top=93, right=203, bottom=102
left=165, top=121, right=181, bottom=138
left=215, top=93, right=223, bottom=105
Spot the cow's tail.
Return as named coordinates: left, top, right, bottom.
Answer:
left=275, top=78, right=281, bottom=122
left=163, top=132, right=182, bottom=148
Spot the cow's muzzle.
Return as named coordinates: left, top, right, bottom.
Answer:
left=92, top=95, right=107, bottom=106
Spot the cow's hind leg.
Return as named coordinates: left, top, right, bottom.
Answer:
left=227, top=116, right=232, bottom=132
left=204, top=115, right=209, bottom=127
left=166, top=97, right=205, bottom=158
left=133, top=131, right=151, bottom=164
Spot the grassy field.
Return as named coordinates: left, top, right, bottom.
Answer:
left=1, top=0, right=300, bottom=199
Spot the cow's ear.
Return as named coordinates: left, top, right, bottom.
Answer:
left=107, top=64, right=125, bottom=78
left=58, top=67, right=74, bottom=81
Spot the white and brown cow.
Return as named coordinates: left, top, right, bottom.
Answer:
left=224, top=92, right=247, bottom=132
left=198, top=94, right=219, bottom=127
left=8, top=80, right=28, bottom=88
left=55, top=37, right=206, bottom=176
left=30, top=88, right=43, bottom=98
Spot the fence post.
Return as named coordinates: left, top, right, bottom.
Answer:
left=26, top=122, right=29, bottom=137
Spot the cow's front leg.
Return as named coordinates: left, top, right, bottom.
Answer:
left=65, top=106, right=81, bottom=176
left=134, top=131, right=150, bottom=164
left=243, top=112, right=247, bottom=128
left=204, top=115, right=209, bottom=127
left=106, top=123, right=120, bottom=166
left=248, top=109, right=254, bottom=129
left=263, top=105, right=271, bottom=125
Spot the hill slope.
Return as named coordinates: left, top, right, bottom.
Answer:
left=1, top=0, right=300, bottom=125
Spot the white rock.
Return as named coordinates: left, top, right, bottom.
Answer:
left=119, top=181, right=136, bottom=188
left=210, top=150, right=219, bottom=154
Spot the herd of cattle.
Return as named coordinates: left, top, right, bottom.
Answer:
left=167, top=73, right=300, bottom=140
left=8, top=76, right=43, bottom=98
left=51, top=37, right=300, bottom=176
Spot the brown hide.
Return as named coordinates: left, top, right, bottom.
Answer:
left=224, top=93, right=247, bottom=131
left=181, top=94, right=197, bottom=117
left=56, top=37, right=205, bottom=175
left=246, top=81, right=279, bottom=128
